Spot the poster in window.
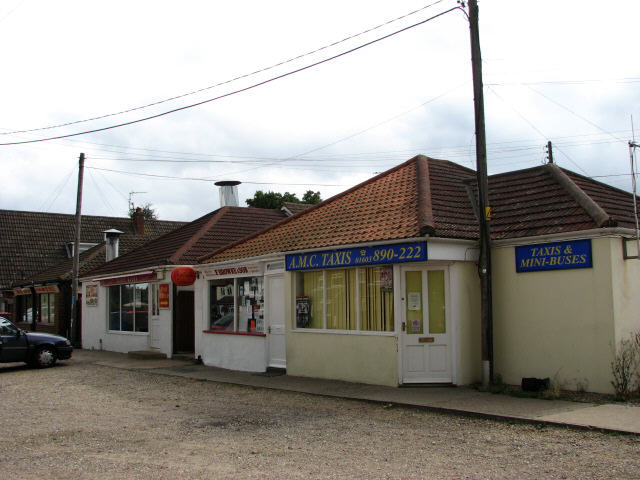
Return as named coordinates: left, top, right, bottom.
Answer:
left=296, top=296, right=311, bottom=328
left=158, top=283, right=170, bottom=309
left=86, top=285, right=98, bottom=307
left=380, top=266, right=393, bottom=291
left=408, top=292, right=421, bottom=311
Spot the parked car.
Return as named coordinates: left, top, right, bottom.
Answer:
left=0, top=316, right=72, bottom=367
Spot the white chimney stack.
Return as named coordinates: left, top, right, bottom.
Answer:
left=104, top=229, right=124, bottom=262
left=215, top=180, right=241, bottom=207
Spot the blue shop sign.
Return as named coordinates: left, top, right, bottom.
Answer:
left=286, top=242, right=427, bottom=271
left=515, top=239, right=592, bottom=273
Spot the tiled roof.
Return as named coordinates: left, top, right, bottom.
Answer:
left=0, top=209, right=184, bottom=288
left=84, top=206, right=287, bottom=277
left=202, top=156, right=477, bottom=263
left=201, top=156, right=640, bottom=264
left=486, top=164, right=638, bottom=239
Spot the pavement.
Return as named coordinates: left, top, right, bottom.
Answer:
left=74, top=349, right=640, bottom=435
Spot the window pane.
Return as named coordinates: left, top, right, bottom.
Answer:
left=295, top=271, right=323, bottom=328
left=360, top=266, right=394, bottom=332
left=405, top=271, right=423, bottom=334
left=48, top=293, right=55, bottom=323
left=210, top=280, right=235, bottom=331
left=135, top=283, right=149, bottom=332
left=427, top=270, right=446, bottom=334
left=326, top=269, right=356, bottom=330
left=40, top=295, right=49, bottom=322
left=238, top=277, right=264, bottom=333
left=108, top=285, right=121, bottom=330
left=121, top=284, right=134, bottom=331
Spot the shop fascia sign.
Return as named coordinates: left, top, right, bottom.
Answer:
left=285, top=241, right=428, bottom=271
left=34, top=285, right=60, bottom=294
left=98, top=271, right=157, bottom=286
left=12, top=287, right=32, bottom=296
left=515, top=239, right=592, bottom=273
left=203, top=264, right=263, bottom=279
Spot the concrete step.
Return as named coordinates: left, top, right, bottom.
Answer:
left=127, top=350, right=167, bottom=360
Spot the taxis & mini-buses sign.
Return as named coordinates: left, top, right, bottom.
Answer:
left=286, top=242, right=427, bottom=271
left=515, top=239, right=592, bottom=273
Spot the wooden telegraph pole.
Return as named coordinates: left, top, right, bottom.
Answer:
left=70, top=153, right=85, bottom=342
left=468, top=0, right=493, bottom=386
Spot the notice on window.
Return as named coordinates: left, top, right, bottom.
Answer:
left=86, top=285, right=98, bottom=307
left=408, top=292, right=421, bottom=311
left=159, top=283, right=170, bottom=309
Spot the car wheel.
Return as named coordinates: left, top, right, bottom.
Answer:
left=34, top=346, right=57, bottom=368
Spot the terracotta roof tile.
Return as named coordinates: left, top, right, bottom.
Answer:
left=203, top=156, right=477, bottom=263
left=203, top=157, right=640, bottom=264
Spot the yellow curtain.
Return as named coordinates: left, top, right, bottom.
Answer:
left=326, top=269, right=356, bottom=330
left=301, top=271, right=324, bottom=328
left=360, top=267, right=394, bottom=332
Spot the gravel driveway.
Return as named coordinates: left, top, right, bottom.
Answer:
left=1, top=357, right=639, bottom=479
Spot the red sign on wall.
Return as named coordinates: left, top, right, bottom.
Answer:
left=159, top=283, right=170, bottom=309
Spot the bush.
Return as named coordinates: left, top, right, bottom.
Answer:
left=610, top=332, right=640, bottom=399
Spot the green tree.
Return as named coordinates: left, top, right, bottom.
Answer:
left=302, top=190, right=322, bottom=204
left=245, top=191, right=297, bottom=209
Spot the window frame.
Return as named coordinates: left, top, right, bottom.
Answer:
left=206, top=276, right=266, bottom=336
left=293, top=266, right=396, bottom=336
left=107, top=282, right=150, bottom=334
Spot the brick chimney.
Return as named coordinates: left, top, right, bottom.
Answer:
left=133, top=207, right=145, bottom=236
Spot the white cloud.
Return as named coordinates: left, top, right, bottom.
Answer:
left=1, top=0, right=639, bottom=220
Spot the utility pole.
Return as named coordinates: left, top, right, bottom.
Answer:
left=546, top=141, right=554, bottom=164
left=70, top=153, right=85, bottom=343
left=468, top=0, right=493, bottom=386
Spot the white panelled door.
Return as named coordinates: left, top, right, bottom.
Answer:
left=400, top=266, right=452, bottom=384
left=266, top=274, right=286, bottom=368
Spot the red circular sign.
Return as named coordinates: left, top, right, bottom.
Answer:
left=171, top=267, right=196, bottom=286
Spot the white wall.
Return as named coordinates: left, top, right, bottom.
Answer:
left=194, top=275, right=268, bottom=371
left=199, top=333, right=267, bottom=372
left=81, top=282, right=174, bottom=357
left=492, top=238, right=616, bottom=393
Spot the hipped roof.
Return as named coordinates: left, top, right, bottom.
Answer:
left=0, top=210, right=184, bottom=288
left=85, top=206, right=287, bottom=277
left=202, top=155, right=639, bottom=264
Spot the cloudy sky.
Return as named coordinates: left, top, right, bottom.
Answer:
left=1, top=0, right=639, bottom=221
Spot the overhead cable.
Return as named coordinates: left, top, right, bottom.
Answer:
left=0, top=0, right=448, bottom=137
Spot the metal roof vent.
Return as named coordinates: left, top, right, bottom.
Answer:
left=104, top=229, right=124, bottom=262
left=215, top=180, right=241, bottom=207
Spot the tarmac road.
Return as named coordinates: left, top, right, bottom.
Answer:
left=1, top=355, right=639, bottom=479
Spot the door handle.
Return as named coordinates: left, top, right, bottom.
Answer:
left=401, top=321, right=406, bottom=332
left=268, top=326, right=272, bottom=334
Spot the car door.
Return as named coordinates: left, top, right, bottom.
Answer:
left=0, top=317, right=28, bottom=362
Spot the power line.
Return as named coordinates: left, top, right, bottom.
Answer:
left=523, top=84, right=626, bottom=143
left=486, top=85, right=589, bottom=175
left=85, top=166, right=350, bottom=186
left=0, top=0, right=449, bottom=138
left=0, top=6, right=459, bottom=147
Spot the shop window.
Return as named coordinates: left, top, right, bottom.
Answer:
left=40, top=293, right=56, bottom=324
left=17, top=295, right=33, bottom=323
left=359, top=266, right=394, bottom=332
left=326, top=269, right=356, bottom=330
left=108, top=283, right=149, bottom=332
left=209, top=277, right=264, bottom=334
left=295, top=271, right=323, bottom=328
left=295, top=267, right=394, bottom=332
